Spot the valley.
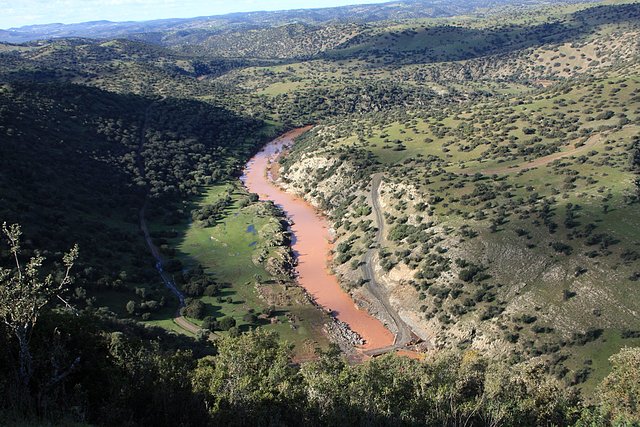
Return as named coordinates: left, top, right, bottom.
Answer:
left=0, top=0, right=639, bottom=425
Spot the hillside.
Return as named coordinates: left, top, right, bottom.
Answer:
left=0, top=80, right=274, bottom=323
left=240, top=1, right=640, bottom=394
left=279, top=62, right=640, bottom=389
left=178, top=3, right=640, bottom=390
left=0, top=0, right=598, bottom=44
left=0, top=32, right=335, bottom=362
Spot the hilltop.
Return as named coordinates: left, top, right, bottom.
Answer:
left=1, top=0, right=599, bottom=46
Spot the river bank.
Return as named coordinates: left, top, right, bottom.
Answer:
left=241, top=128, right=395, bottom=351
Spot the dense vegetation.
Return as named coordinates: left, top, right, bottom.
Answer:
left=0, top=80, right=272, bottom=323
left=1, top=307, right=638, bottom=425
left=0, top=260, right=638, bottom=427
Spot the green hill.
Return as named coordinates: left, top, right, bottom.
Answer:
left=0, top=80, right=268, bottom=320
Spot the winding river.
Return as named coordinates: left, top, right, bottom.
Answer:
left=242, top=128, right=394, bottom=350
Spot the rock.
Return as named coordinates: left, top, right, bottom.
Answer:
left=325, top=316, right=365, bottom=347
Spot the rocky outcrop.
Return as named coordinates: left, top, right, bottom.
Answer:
left=323, top=316, right=366, bottom=354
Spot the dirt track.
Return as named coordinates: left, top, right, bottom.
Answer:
left=139, top=205, right=202, bottom=336
left=135, top=100, right=201, bottom=336
left=481, top=133, right=602, bottom=175
left=361, top=174, right=420, bottom=349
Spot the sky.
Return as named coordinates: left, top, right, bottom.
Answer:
left=0, top=0, right=388, bottom=29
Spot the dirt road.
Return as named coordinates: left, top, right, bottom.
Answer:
left=135, top=100, right=201, bottom=336
left=482, top=133, right=602, bottom=175
left=139, top=204, right=201, bottom=335
left=361, top=173, right=418, bottom=348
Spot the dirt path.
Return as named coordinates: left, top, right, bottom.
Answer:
left=361, top=174, right=420, bottom=349
left=139, top=204, right=202, bottom=335
left=481, top=133, right=602, bottom=175
left=135, top=100, right=201, bottom=336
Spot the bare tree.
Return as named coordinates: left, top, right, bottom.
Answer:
left=0, top=222, right=78, bottom=389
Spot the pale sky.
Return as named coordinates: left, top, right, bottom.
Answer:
left=1, top=0, right=388, bottom=29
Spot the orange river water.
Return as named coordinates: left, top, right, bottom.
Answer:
left=241, top=128, right=395, bottom=350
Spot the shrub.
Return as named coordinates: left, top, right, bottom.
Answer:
left=204, top=284, right=220, bottom=296
left=218, top=316, right=237, bottom=331
left=550, top=242, right=573, bottom=255
left=597, top=347, right=640, bottom=424
left=243, top=313, right=258, bottom=324
left=202, top=316, right=217, bottom=330
left=181, top=299, right=207, bottom=320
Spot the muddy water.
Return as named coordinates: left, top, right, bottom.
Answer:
left=241, top=128, right=394, bottom=350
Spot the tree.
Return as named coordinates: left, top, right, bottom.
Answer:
left=203, top=284, right=219, bottom=296
left=597, top=347, right=640, bottom=424
left=0, top=222, right=78, bottom=391
left=202, top=316, right=216, bottom=331
left=196, top=328, right=211, bottom=342
left=217, top=316, right=236, bottom=331
left=181, top=299, right=207, bottom=320
left=126, top=300, right=136, bottom=315
left=192, top=329, right=301, bottom=424
left=299, top=345, right=348, bottom=422
left=483, top=358, right=578, bottom=426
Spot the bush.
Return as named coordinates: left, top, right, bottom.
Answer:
left=388, top=224, right=418, bottom=241
left=218, top=316, right=237, bottom=331
left=204, top=284, right=220, bottom=296
left=597, top=347, right=640, bottom=424
left=335, top=252, right=353, bottom=264
left=202, top=316, right=217, bottom=330
left=459, top=264, right=486, bottom=282
left=550, top=242, right=572, bottom=255
left=621, top=329, right=640, bottom=339
left=570, top=328, right=603, bottom=346
left=181, top=299, right=207, bottom=320
left=125, top=300, right=136, bottom=315
left=243, top=313, right=258, bottom=324
left=480, top=305, right=504, bottom=320
left=164, top=258, right=184, bottom=273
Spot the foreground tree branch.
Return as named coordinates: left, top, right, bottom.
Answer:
left=0, top=222, right=79, bottom=389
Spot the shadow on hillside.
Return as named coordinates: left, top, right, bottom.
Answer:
left=322, top=3, right=640, bottom=66
left=0, top=79, right=274, bottom=331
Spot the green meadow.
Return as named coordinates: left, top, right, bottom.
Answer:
left=150, top=182, right=330, bottom=357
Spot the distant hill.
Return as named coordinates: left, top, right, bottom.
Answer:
left=0, top=0, right=599, bottom=44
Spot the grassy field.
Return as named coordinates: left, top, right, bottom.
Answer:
left=150, top=182, right=330, bottom=357
left=563, top=329, right=640, bottom=397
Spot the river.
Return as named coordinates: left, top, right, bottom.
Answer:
left=241, top=128, right=395, bottom=350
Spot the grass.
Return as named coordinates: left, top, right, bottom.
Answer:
left=564, top=329, right=640, bottom=397
left=145, top=305, right=195, bottom=336
left=150, top=182, right=330, bottom=357
left=258, top=81, right=306, bottom=96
